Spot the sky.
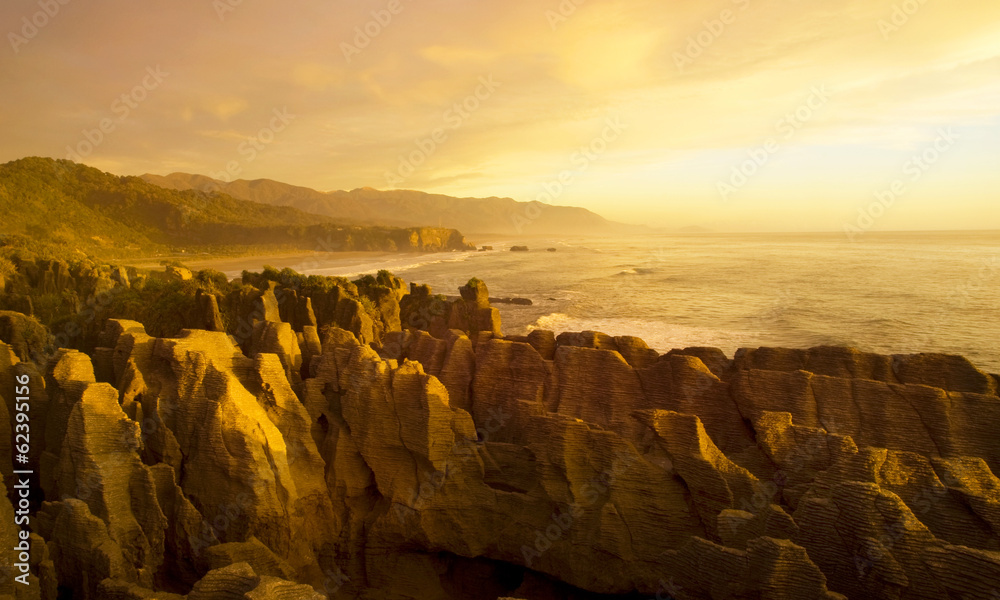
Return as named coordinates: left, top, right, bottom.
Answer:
left=1, top=0, right=998, bottom=232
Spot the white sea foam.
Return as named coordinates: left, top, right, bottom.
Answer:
left=527, top=312, right=762, bottom=356
left=211, top=231, right=1000, bottom=372
left=306, top=252, right=479, bottom=279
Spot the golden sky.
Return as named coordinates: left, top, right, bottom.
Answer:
left=1, top=0, right=998, bottom=231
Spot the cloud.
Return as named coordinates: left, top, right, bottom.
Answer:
left=290, top=63, right=345, bottom=91
left=0, top=0, right=997, bottom=230
left=203, top=97, right=250, bottom=121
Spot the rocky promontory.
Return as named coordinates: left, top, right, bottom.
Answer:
left=1, top=263, right=999, bottom=599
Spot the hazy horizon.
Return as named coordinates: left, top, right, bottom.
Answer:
left=2, top=0, right=998, bottom=233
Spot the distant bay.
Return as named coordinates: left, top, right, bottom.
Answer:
left=185, top=230, right=1000, bottom=373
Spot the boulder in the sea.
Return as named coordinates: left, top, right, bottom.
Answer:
left=459, top=278, right=490, bottom=307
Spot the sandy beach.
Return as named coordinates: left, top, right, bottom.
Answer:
left=174, top=251, right=399, bottom=275
left=138, top=249, right=487, bottom=280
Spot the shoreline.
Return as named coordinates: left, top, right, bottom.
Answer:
left=155, top=249, right=484, bottom=279
left=146, top=251, right=397, bottom=274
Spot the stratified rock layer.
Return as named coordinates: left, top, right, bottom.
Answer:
left=2, top=274, right=998, bottom=600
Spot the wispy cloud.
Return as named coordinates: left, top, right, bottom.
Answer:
left=0, top=0, right=997, bottom=231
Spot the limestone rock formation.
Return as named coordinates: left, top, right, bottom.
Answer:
left=194, top=290, right=225, bottom=332
left=0, top=312, right=52, bottom=365
left=2, top=269, right=999, bottom=600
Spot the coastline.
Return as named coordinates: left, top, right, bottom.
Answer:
left=160, top=249, right=483, bottom=280
left=2, top=239, right=999, bottom=599
left=153, top=251, right=398, bottom=275
left=123, top=235, right=527, bottom=276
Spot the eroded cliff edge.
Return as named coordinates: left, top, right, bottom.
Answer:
left=1, top=268, right=999, bottom=600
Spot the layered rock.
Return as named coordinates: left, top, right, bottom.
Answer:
left=399, top=281, right=501, bottom=345
left=2, top=277, right=999, bottom=600
left=342, top=334, right=1000, bottom=599
left=0, top=312, right=52, bottom=365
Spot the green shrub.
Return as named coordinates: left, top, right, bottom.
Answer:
left=0, top=256, right=14, bottom=277
left=195, top=268, right=231, bottom=294
left=262, top=265, right=281, bottom=282
left=353, top=274, right=377, bottom=288
left=358, top=294, right=377, bottom=315
left=376, top=270, right=396, bottom=288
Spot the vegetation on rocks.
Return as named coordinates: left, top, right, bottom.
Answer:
left=2, top=287, right=998, bottom=598
left=0, top=256, right=414, bottom=362
left=0, top=157, right=475, bottom=261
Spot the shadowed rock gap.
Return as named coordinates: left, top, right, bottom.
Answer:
left=0, top=264, right=998, bottom=599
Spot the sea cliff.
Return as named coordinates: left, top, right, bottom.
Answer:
left=1, top=265, right=998, bottom=599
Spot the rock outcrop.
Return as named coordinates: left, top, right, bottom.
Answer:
left=2, top=269, right=999, bottom=600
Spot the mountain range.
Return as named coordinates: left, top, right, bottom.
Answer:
left=0, top=158, right=471, bottom=258
left=140, top=172, right=638, bottom=236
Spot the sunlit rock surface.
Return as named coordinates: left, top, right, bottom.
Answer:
left=1, top=276, right=999, bottom=599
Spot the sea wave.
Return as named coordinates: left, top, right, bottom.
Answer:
left=614, top=267, right=656, bottom=276
left=526, top=313, right=763, bottom=355
left=306, top=252, right=479, bottom=279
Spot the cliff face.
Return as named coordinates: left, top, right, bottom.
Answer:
left=1, top=272, right=999, bottom=600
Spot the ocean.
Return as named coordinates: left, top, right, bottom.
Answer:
left=212, top=231, right=1000, bottom=374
